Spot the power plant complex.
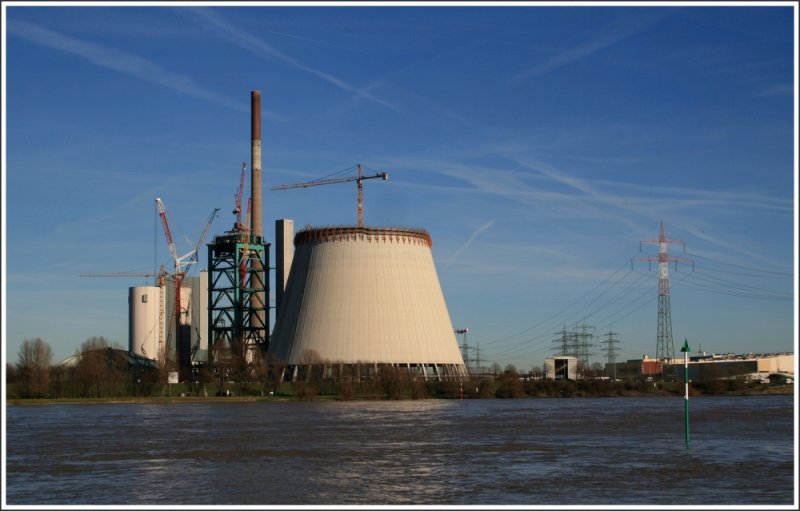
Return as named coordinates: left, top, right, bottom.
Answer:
left=118, top=90, right=467, bottom=382
left=92, top=90, right=793, bottom=387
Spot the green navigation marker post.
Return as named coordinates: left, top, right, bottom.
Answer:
left=680, top=339, right=692, bottom=449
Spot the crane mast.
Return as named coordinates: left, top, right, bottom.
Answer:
left=233, top=162, right=246, bottom=231
left=156, top=197, right=178, bottom=271
left=271, top=163, right=388, bottom=227
left=154, top=197, right=220, bottom=381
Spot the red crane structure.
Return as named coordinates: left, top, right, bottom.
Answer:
left=155, top=197, right=219, bottom=381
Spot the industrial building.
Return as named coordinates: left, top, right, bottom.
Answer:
left=544, top=356, right=578, bottom=380
left=605, top=352, right=795, bottom=381
left=127, top=273, right=209, bottom=370
left=119, top=89, right=466, bottom=382
left=676, top=352, right=794, bottom=382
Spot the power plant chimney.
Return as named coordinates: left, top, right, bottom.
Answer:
left=250, top=90, right=262, bottom=237
left=250, top=90, right=266, bottom=347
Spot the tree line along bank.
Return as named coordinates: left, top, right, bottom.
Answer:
left=7, top=337, right=790, bottom=402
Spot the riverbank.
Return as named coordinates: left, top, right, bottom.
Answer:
left=6, top=381, right=793, bottom=405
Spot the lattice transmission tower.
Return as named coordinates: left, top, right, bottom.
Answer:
left=552, top=323, right=594, bottom=375
left=636, top=221, right=693, bottom=366
left=602, top=328, right=620, bottom=380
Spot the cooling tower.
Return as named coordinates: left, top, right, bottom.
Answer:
left=269, top=225, right=467, bottom=380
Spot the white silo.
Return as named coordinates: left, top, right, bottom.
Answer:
left=269, top=225, right=467, bottom=380
left=129, top=286, right=162, bottom=361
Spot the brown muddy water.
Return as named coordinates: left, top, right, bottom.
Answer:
left=3, top=395, right=796, bottom=506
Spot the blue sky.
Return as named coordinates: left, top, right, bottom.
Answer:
left=3, top=2, right=797, bottom=371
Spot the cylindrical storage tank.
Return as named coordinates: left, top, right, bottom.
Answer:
left=269, top=226, right=467, bottom=377
left=129, top=286, right=161, bottom=361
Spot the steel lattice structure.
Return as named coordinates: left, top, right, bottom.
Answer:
left=207, top=232, right=270, bottom=365
left=638, top=221, right=693, bottom=369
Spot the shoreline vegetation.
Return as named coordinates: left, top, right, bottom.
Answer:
left=8, top=337, right=794, bottom=406
left=6, top=377, right=793, bottom=406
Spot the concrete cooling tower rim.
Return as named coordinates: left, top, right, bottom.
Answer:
left=294, top=225, right=433, bottom=248
left=271, top=223, right=467, bottom=380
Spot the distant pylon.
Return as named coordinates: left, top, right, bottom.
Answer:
left=637, top=221, right=694, bottom=368
left=602, top=328, right=620, bottom=380
left=455, top=328, right=470, bottom=370
left=573, top=322, right=594, bottom=372
left=552, top=323, right=593, bottom=375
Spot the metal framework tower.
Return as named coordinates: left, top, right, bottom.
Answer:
left=573, top=322, right=594, bottom=373
left=638, top=221, right=693, bottom=367
left=602, top=328, right=620, bottom=379
left=552, top=323, right=594, bottom=373
left=207, top=90, right=270, bottom=369
left=553, top=326, right=572, bottom=357
left=207, top=230, right=269, bottom=364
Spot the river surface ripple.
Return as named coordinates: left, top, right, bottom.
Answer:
left=4, top=395, right=795, bottom=505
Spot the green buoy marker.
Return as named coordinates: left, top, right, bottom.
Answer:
left=680, top=339, right=692, bottom=449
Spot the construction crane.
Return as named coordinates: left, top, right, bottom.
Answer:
left=271, top=163, right=388, bottom=227
left=80, top=266, right=169, bottom=364
left=233, top=162, right=246, bottom=232
left=155, top=197, right=220, bottom=380
left=156, top=198, right=220, bottom=278
left=240, top=196, right=252, bottom=284
left=79, top=268, right=167, bottom=285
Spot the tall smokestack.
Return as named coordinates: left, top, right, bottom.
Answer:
left=250, top=90, right=262, bottom=237
left=249, top=90, right=267, bottom=348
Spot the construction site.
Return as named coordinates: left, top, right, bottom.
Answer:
left=81, top=90, right=468, bottom=385
left=72, top=90, right=794, bottom=391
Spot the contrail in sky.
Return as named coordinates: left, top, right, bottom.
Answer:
left=516, top=11, right=670, bottom=82
left=447, top=220, right=495, bottom=268
left=7, top=20, right=245, bottom=112
left=185, top=8, right=399, bottom=111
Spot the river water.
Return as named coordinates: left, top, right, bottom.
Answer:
left=4, top=395, right=796, bottom=506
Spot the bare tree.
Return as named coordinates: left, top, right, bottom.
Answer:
left=293, top=349, right=323, bottom=400
left=16, top=338, right=53, bottom=398
left=6, top=363, right=18, bottom=385
left=252, top=353, right=283, bottom=397
left=477, top=377, right=496, bottom=398
left=378, top=365, right=406, bottom=400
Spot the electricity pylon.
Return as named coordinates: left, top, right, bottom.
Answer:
left=602, top=328, right=620, bottom=380
left=637, top=221, right=693, bottom=369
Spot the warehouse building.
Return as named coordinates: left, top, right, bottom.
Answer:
left=605, top=352, right=794, bottom=381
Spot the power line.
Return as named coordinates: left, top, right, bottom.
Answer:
left=686, top=252, right=791, bottom=277
left=481, top=258, right=635, bottom=347
left=478, top=231, right=789, bottom=368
